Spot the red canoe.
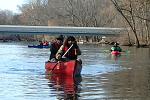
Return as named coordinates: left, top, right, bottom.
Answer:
left=111, top=51, right=121, bottom=56
left=45, top=60, right=82, bottom=77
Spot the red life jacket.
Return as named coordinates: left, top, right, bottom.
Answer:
left=63, top=46, right=77, bottom=60
left=43, top=42, right=49, bottom=46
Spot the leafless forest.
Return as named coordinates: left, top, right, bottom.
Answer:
left=0, top=0, right=150, bottom=47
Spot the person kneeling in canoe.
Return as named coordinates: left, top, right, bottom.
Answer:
left=56, top=36, right=81, bottom=61
left=110, top=42, right=122, bottom=52
left=49, top=35, right=64, bottom=62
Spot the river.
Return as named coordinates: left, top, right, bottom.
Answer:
left=0, top=42, right=150, bottom=100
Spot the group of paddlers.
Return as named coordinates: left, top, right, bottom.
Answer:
left=49, top=35, right=81, bottom=62
left=48, top=35, right=122, bottom=62
left=39, top=41, right=49, bottom=46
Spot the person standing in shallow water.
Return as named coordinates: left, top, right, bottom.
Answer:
left=49, top=35, right=64, bottom=61
left=56, top=36, right=81, bottom=61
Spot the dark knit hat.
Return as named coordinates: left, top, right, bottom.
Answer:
left=67, top=36, right=76, bottom=41
left=56, top=35, right=64, bottom=42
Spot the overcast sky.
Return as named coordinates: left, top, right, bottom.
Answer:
left=0, top=0, right=24, bottom=13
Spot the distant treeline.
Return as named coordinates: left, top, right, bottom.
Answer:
left=0, top=0, right=150, bottom=47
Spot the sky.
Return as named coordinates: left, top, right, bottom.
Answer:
left=0, top=0, right=24, bottom=13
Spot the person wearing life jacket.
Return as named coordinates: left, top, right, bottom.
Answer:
left=43, top=41, right=49, bottom=46
left=38, top=41, right=44, bottom=47
left=49, top=35, right=64, bottom=61
left=111, top=42, right=122, bottom=52
left=56, top=36, right=81, bottom=61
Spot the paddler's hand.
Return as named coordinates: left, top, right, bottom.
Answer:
left=57, top=54, right=62, bottom=60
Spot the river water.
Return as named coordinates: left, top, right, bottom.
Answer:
left=0, top=42, right=150, bottom=100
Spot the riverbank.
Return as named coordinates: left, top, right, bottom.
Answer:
left=0, top=34, right=149, bottom=48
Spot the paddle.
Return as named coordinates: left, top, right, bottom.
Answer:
left=103, top=49, right=130, bottom=54
left=122, top=50, right=130, bottom=53
left=62, top=44, right=74, bottom=58
left=49, top=61, right=60, bottom=73
left=50, top=44, right=74, bottom=73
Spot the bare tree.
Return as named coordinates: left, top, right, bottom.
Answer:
left=64, top=0, right=117, bottom=27
left=0, top=10, right=14, bottom=24
left=19, top=0, right=49, bottom=25
left=111, top=0, right=141, bottom=47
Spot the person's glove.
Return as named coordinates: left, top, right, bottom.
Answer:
left=56, top=54, right=62, bottom=60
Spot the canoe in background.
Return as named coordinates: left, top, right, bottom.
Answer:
left=28, top=45, right=50, bottom=48
left=111, top=51, right=121, bottom=56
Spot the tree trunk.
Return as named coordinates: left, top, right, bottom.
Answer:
left=111, top=0, right=140, bottom=47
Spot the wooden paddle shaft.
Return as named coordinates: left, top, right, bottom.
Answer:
left=62, top=44, right=73, bottom=58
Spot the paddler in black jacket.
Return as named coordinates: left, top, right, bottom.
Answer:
left=49, top=35, right=64, bottom=61
left=56, top=36, right=81, bottom=61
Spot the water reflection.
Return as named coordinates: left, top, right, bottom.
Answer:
left=1, top=43, right=150, bottom=100
left=110, top=54, right=121, bottom=61
left=45, top=74, right=82, bottom=100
